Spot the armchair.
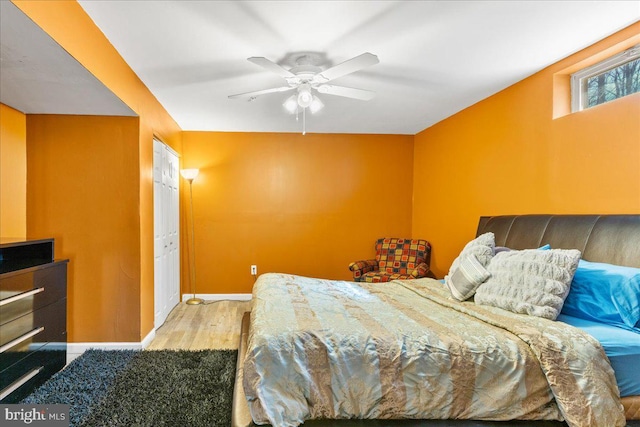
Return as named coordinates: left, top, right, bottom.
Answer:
left=349, top=238, right=432, bottom=283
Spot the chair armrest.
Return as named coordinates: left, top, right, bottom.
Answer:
left=349, top=259, right=378, bottom=281
left=410, top=262, right=431, bottom=279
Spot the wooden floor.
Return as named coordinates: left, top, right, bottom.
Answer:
left=147, top=300, right=251, bottom=350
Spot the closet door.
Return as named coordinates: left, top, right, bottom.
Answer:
left=153, top=139, right=180, bottom=328
left=166, top=145, right=180, bottom=310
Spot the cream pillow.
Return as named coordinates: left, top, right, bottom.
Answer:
left=445, top=254, right=491, bottom=301
left=474, top=249, right=581, bottom=320
left=445, top=232, right=495, bottom=300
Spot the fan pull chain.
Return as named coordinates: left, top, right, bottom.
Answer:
left=303, top=107, right=306, bottom=135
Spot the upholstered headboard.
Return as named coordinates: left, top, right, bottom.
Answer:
left=476, top=214, right=640, bottom=268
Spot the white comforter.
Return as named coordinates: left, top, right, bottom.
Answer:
left=243, top=274, right=625, bottom=427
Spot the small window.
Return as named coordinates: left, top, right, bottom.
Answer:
left=571, top=44, right=640, bottom=112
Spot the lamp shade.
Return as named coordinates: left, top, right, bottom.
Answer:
left=283, top=94, right=298, bottom=114
left=180, top=168, right=199, bottom=181
left=297, top=86, right=313, bottom=108
left=309, top=96, right=324, bottom=114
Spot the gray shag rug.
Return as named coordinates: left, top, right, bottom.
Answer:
left=21, top=349, right=238, bottom=427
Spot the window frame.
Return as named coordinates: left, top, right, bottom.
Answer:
left=571, top=44, right=640, bottom=112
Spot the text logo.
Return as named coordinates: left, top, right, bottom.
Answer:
left=1, top=405, right=69, bottom=426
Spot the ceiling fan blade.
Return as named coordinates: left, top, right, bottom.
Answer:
left=315, top=52, right=379, bottom=83
left=316, top=85, right=376, bottom=101
left=247, top=57, right=295, bottom=78
left=228, top=86, right=294, bottom=100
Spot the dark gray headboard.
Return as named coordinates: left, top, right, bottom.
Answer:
left=476, top=215, right=640, bottom=268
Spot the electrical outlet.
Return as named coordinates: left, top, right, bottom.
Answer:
left=251, top=265, right=257, bottom=275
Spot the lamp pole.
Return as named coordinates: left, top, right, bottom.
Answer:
left=181, top=169, right=203, bottom=305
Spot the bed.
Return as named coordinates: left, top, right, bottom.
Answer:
left=232, top=214, right=640, bottom=427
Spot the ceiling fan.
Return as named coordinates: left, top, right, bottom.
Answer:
left=228, top=52, right=379, bottom=133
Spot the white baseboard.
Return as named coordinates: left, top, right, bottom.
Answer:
left=66, top=328, right=157, bottom=364
left=141, top=328, right=156, bottom=348
left=181, top=293, right=252, bottom=302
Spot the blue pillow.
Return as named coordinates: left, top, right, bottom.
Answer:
left=561, top=259, right=640, bottom=331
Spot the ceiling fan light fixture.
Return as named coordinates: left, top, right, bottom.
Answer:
left=297, top=86, right=313, bottom=108
left=309, top=95, right=324, bottom=114
left=283, top=94, right=298, bottom=113
left=230, top=52, right=380, bottom=134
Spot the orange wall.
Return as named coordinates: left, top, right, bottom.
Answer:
left=13, top=0, right=182, bottom=341
left=27, top=115, right=142, bottom=343
left=0, top=103, right=27, bottom=239
left=413, top=23, right=640, bottom=278
left=8, top=2, right=638, bottom=342
left=182, top=132, right=414, bottom=293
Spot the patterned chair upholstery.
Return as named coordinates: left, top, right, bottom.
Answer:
left=349, top=238, right=432, bottom=283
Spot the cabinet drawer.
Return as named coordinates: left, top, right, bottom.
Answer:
left=0, top=341, right=66, bottom=403
left=0, top=262, right=67, bottom=326
left=0, top=325, right=65, bottom=374
left=0, top=299, right=66, bottom=351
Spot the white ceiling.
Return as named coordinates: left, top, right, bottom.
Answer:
left=3, top=2, right=638, bottom=135
left=0, top=2, right=135, bottom=117
left=77, top=1, right=639, bottom=134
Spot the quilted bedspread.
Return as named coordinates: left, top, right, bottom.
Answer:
left=243, top=273, right=625, bottom=427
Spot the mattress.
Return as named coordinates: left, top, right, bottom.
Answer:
left=558, top=314, right=640, bottom=397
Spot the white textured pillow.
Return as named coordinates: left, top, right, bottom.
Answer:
left=449, top=232, right=495, bottom=273
left=445, top=254, right=491, bottom=301
left=474, top=249, right=581, bottom=320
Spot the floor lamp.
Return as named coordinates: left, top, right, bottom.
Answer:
left=181, top=168, right=203, bottom=305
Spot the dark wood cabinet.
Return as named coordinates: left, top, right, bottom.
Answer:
left=0, top=239, right=68, bottom=403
